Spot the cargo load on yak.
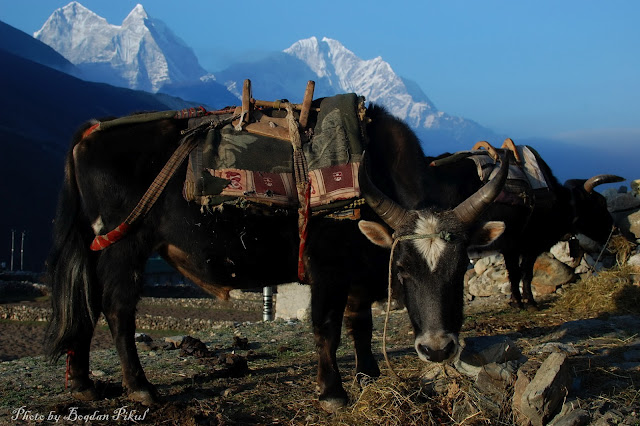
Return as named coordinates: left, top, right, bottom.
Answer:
left=181, top=80, right=367, bottom=217
left=429, top=138, right=557, bottom=211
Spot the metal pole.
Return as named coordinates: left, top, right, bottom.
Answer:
left=262, top=286, right=274, bottom=321
left=20, top=231, right=25, bottom=271
left=10, top=229, right=15, bottom=271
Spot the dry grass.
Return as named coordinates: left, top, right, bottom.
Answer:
left=553, top=264, right=640, bottom=316
left=607, top=234, right=637, bottom=265
left=337, top=364, right=508, bottom=426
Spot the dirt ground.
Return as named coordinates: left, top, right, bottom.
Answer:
left=0, top=296, right=261, bottom=361
left=1, top=284, right=639, bottom=425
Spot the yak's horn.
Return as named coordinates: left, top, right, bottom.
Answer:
left=359, top=152, right=412, bottom=230
left=584, top=174, right=625, bottom=193
left=453, top=152, right=509, bottom=224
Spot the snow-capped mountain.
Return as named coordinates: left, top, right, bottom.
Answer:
left=218, top=36, right=494, bottom=146
left=34, top=2, right=209, bottom=93
left=285, top=37, right=437, bottom=128
left=283, top=37, right=493, bottom=146
left=33, top=3, right=494, bottom=146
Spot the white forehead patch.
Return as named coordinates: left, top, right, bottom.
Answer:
left=412, top=214, right=447, bottom=271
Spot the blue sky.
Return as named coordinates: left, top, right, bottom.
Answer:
left=1, top=0, right=638, bottom=143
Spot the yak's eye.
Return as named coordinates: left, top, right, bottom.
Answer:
left=396, top=263, right=409, bottom=283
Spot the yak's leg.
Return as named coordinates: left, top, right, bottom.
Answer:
left=503, top=252, right=524, bottom=309
left=310, top=272, right=350, bottom=412
left=100, top=253, right=157, bottom=406
left=520, top=254, right=538, bottom=310
left=66, top=320, right=99, bottom=400
left=344, top=292, right=380, bottom=385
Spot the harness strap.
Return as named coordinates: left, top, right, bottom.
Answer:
left=90, top=117, right=237, bottom=251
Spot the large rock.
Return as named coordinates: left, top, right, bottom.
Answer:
left=605, top=191, right=640, bottom=212
left=611, top=208, right=640, bottom=242
left=467, top=267, right=509, bottom=297
left=515, top=352, right=572, bottom=426
left=605, top=185, right=640, bottom=242
left=550, top=241, right=582, bottom=269
left=275, top=283, right=310, bottom=321
left=467, top=255, right=510, bottom=298
left=532, top=253, right=575, bottom=294
left=455, top=335, right=523, bottom=378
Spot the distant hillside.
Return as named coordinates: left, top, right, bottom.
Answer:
left=0, top=20, right=76, bottom=75
left=0, top=47, right=196, bottom=272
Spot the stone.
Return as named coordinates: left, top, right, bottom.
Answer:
left=473, top=256, right=492, bottom=275
left=467, top=269, right=508, bottom=297
left=548, top=405, right=590, bottom=426
left=164, top=335, right=186, bottom=349
left=513, top=361, right=538, bottom=424
left=275, top=283, right=310, bottom=321
left=606, top=192, right=640, bottom=212
left=475, top=361, right=519, bottom=401
left=550, top=241, right=582, bottom=269
left=518, top=352, right=572, bottom=426
left=576, top=234, right=602, bottom=254
left=627, top=209, right=640, bottom=241
left=463, top=268, right=475, bottom=289
left=529, top=342, right=579, bottom=356
left=532, top=253, right=575, bottom=294
left=456, top=335, right=523, bottom=378
left=134, top=332, right=152, bottom=343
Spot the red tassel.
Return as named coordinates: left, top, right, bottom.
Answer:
left=65, top=350, right=75, bottom=390
left=297, top=184, right=312, bottom=283
left=82, top=122, right=100, bottom=139
left=90, top=222, right=131, bottom=251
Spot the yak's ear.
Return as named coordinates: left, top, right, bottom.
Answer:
left=358, top=220, right=393, bottom=248
left=470, top=221, right=505, bottom=246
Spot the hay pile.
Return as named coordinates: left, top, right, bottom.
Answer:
left=341, top=365, right=509, bottom=425
left=553, top=264, right=640, bottom=315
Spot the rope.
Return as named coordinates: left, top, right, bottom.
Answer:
left=592, top=225, right=616, bottom=270
left=382, top=238, right=403, bottom=380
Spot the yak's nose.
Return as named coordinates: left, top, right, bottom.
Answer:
left=414, top=333, right=458, bottom=363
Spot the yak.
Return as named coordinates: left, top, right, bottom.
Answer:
left=46, top=100, right=508, bottom=412
left=425, top=142, right=624, bottom=309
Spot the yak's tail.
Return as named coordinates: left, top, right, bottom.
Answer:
left=45, top=122, right=101, bottom=362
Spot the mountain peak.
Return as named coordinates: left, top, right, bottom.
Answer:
left=283, top=36, right=440, bottom=127
left=35, top=2, right=208, bottom=92
left=123, top=4, right=148, bottom=24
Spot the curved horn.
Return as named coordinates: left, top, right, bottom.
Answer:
left=583, top=174, right=625, bottom=193
left=453, top=152, right=509, bottom=224
left=359, top=152, right=412, bottom=230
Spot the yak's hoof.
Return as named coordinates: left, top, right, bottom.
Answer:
left=71, top=385, right=98, bottom=401
left=355, top=372, right=377, bottom=388
left=509, top=300, right=524, bottom=310
left=525, top=303, right=539, bottom=312
left=319, top=396, right=347, bottom=413
left=128, top=389, right=158, bottom=406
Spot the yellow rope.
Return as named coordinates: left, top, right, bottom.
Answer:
left=382, top=239, right=403, bottom=380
